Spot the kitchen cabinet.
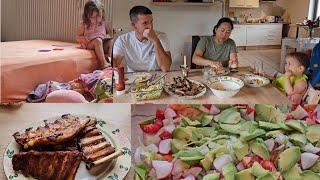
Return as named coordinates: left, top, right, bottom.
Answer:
left=230, top=24, right=283, bottom=46
left=229, top=0, right=259, bottom=8
left=230, top=25, right=247, bottom=46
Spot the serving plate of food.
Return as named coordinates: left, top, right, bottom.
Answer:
left=164, top=76, right=206, bottom=99
left=134, top=104, right=320, bottom=180
left=3, top=114, right=131, bottom=180
left=125, top=72, right=153, bottom=84
left=242, top=74, right=270, bottom=88
left=203, top=66, right=230, bottom=77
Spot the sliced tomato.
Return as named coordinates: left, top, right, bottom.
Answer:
left=156, top=109, right=165, bottom=121
left=161, top=153, right=174, bottom=162
left=304, top=104, right=317, bottom=113
left=286, top=114, right=294, bottom=121
left=261, top=160, right=277, bottom=172
left=169, top=104, right=188, bottom=111
left=159, top=131, right=172, bottom=140
left=242, top=156, right=253, bottom=168
left=270, top=151, right=278, bottom=163
left=203, top=104, right=212, bottom=110
left=179, top=107, right=202, bottom=118
left=140, top=123, right=162, bottom=134
left=246, top=105, right=255, bottom=115
left=154, top=118, right=164, bottom=127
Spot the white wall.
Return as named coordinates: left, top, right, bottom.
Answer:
left=113, top=0, right=224, bottom=70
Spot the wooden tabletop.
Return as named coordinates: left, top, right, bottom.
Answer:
left=0, top=103, right=133, bottom=180
left=114, top=67, right=291, bottom=104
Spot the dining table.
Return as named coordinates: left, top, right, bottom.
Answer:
left=0, top=103, right=133, bottom=180
left=114, top=67, right=291, bottom=105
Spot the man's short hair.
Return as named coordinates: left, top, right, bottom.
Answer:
left=129, top=6, right=152, bottom=22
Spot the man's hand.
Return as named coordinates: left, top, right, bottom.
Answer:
left=229, top=60, right=238, bottom=69
left=210, top=61, right=223, bottom=69
left=143, top=29, right=159, bottom=43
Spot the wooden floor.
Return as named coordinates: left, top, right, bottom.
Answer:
left=238, top=49, right=281, bottom=75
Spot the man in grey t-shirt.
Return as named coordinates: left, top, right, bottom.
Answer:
left=113, top=6, right=172, bottom=72
left=193, top=17, right=239, bottom=69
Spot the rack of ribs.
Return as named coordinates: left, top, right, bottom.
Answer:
left=78, top=119, right=123, bottom=175
left=12, top=151, right=82, bottom=180
left=13, top=114, right=94, bottom=150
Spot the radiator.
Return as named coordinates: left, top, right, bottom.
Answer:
left=12, top=0, right=112, bottom=42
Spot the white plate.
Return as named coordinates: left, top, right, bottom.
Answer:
left=3, top=115, right=131, bottom=180
left=242, top=74, right=270, bottom=87
left=125, top=72, right=152, bottom=84
left=164, top=79, right=206, bottom=99
left=203, top=67, right=230, bottom=77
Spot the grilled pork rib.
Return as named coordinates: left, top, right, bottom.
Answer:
left=12, top=151, right=82, bottom=180
left=13, top=114, right=94, bottom=150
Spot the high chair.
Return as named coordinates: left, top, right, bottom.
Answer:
left=303, top=82, right=320, bottom=104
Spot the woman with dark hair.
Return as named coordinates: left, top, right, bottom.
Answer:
left=192, top=17, right=238, bottom=69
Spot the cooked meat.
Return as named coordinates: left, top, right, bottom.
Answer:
left=13, top=114, right=94, bottom=150
left=12, top=151, right=82, bottom=180
left=78, top=126, right=121, bottom=174
left=167, top=76, right=205, bottom=97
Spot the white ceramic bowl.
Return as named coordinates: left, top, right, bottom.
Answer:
left=207, top=76, right=244, bottom=98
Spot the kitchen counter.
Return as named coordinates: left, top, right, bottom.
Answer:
left=235, top=22, right=289, bottom=25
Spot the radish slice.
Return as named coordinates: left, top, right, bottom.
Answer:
left=213, top=154, right=233, bottom=171
left=304, top=143, right=320, bottom=154
left=236, top=162, right=245, bottom=171
left=264, top=138, right=275, bottom=152
left=301, top=152, right=319, bottom=170
left=172, top=159, right=185, bottom=176
left=316, top=105, right=320, bottom=120
left=172, top=172, right=183, bottom=180
left=173, top=117, right=182, bottom=124
left=134, top=146, right=141, bottom=163
left=291, top=105, right=308, bottom=120
left=165, top=124, right=176, bottom=133
left=162, top=119, right=171, bottom=126
left=165, top=107, right=177, bottom=119
left=184, top=167, right=202, bottom=177
left=159, top=139, right=172, bottom=154
left=148, top=168, right=157, bottom=178
left=209, top=105, right=220, bottom=115
left=152, top=160, right=173, bottom=179
left=181, top=175, right=196, bottom=180
left=147, top=144, right=159, bottom=153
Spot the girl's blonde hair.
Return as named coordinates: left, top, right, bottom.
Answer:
left=82, top=0, right=105, bottom=27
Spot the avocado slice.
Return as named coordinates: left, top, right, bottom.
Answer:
left=201, top=114, right=214, bottom=126
left=138, top=116, right=156, bottom=125
left=282, top=164, right=302, bottom=180
left=200, top=151, right=215, bottom=170
left=258, top=121, right=280, bottom=130
left=252, top=162, right=269, bottom=178
left=181, top=117, right=201, bottom=126
left=172, top=127, right=192, bottom=141
left=214, top=108, right=241, bottom=124
left=235, top=168, right=254, bottom=180
left=255, top=104, right=282, bottom=123
left=174, top=149, right=204, bottom=164
left=306, top=125, right=320, bottom=143
left=134, top=164, right=148, bottom=180
left=240, top=128, right=266, bottom=141
left=277, top=119, right=294, bottom=131
left=289, top=133, right=307, bottom=147
left=310, top=160, right=320, bottom=173
left=265, top=130, right=285, bottom=138
left=301, top=170, right=320, bottom=180
left=278, top=146, right=301, bottom=172
left=256, top=173, right=277, bottom=180
left=232, top=141, right=249, bottom=161
left=203, top=172, right=220, bottom=180
left=251, top=138, right=270, bottom=160
left=285, top=120, right=306, bottom=133
left=220, top=124, right=242, bottom=134
left=222, top=162, right=237, bottom=180
left=171, top=139, right=187, bottom=153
